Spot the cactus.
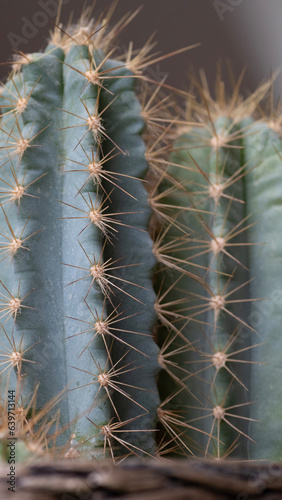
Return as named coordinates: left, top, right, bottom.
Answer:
left=0, top=5, right=282, bottom=464
left=157, top=74, right=282, bottom=460
left=0, top=8, right=163, bottom=460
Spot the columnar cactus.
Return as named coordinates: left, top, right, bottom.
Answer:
left=0, top=7, right=281, bottom=463
left=157, top=75, right=282, bottom=460
left=0, top=10, right=161, bottom=460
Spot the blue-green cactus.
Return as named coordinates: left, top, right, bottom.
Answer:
left=0, top=14, right=160, bottom=460
left=157, top=76, right=282, bottom=460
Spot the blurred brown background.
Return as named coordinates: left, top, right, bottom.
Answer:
left=0, top=0, right=281, bottom=99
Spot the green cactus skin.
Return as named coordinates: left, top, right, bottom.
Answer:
left=243, top=121, right=282, bottom=461
left=0, top=48, right=69, bottom=425
left=98, top=58, right=160, bottom=455
left=157, top=117, right=252, bottom=457
left=0, top=20, right=160, bottom=460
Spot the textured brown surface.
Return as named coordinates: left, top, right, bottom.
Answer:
left=2, top=460, right=282, bottom=499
